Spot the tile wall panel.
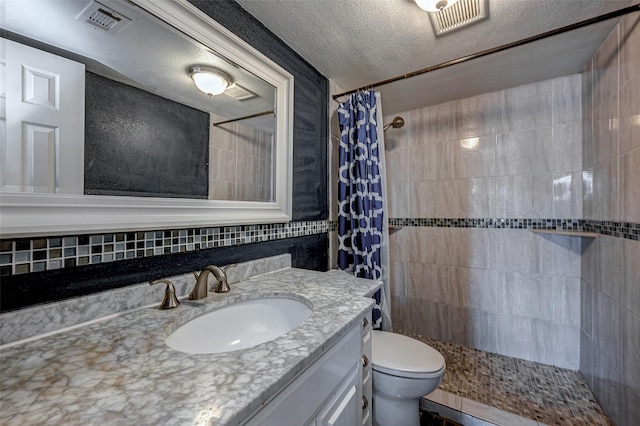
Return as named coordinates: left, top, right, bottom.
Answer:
left=384, top=74, right=587, bottom=370
left=580, top=13, right=640, bottom=426
left=389, top=226, right=584, bottom=370
left=619, top=73, right=639, bottom=154
left=209, top=115, right=273, bottom=202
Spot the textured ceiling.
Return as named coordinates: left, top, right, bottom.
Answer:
left=234, top=0, right=635, bottom=114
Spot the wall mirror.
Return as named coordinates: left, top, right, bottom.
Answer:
left=0, top=0, right=293, bottom=237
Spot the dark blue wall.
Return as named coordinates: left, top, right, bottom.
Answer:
left=84, top=72, right=210, bottom=199
left=0, top=0, right=329, bottom=312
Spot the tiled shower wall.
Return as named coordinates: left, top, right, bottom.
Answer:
left=384, top=74, right=584, bottom=369
left=326, top=12, right=639, bottom=425
left=209, top=114, right=273, bottom=201
left=580, top=13, right=640, bottom=426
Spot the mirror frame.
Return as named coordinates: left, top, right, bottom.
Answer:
left=0, top=0, right=293, bottom=238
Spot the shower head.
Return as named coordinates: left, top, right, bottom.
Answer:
left=383, top=116, right=405, bottom=131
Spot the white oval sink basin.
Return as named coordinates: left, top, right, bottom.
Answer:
left=165, top=297, right=312, bottom=354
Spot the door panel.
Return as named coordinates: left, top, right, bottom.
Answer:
left=2, top=38, right=84, bottom=194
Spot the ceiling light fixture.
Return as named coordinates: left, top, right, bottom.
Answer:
left=415, top=0, right=460, bottom=12
left=188, top=66, right=232, bottom=96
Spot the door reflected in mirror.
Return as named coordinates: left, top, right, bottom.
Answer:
left=2, top=0, right=276, bottom=202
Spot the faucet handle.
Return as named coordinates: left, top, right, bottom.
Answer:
left=211, top=264, right=237, bottom=293
left=149, top=279, right=180, bottom=309
left=223, top=263, right=238, bottom=283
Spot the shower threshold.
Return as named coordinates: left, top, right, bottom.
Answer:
left=395, top=331, right=612, bottom=426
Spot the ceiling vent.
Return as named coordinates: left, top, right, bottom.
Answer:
left=76, top=1, right=131, bottom=34
left=224, top=83, right=257, bottom=101
left=429, top=0, right=489, bottom=36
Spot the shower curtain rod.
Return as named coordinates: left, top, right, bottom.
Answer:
left=212, top=109, right=274, bottom=126
left=332, top=3, right=640, bottom=100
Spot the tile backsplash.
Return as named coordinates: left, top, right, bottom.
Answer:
left=0, top=220, right=329, bottom=276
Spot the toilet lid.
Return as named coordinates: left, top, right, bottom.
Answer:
left=371, top=331, right=445, bottom=379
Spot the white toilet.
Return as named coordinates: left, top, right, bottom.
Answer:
left=371, top=331, right=446, bottom=426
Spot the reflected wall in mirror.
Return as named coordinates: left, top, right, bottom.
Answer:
left=209, top=113, right=274, bottom=201
left=0, top=0, right=293, bottom=237
left=2, top=0, right=276, bottom=202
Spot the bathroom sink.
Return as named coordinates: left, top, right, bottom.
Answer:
left=165, top=297, right=312, bottom=354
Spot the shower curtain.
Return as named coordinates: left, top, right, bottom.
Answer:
left=337, top=90, right=392, bottom=331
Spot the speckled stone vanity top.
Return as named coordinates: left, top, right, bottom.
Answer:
left=0, top=268, right=381, bottom=425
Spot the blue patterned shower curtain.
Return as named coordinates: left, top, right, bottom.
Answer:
left=337, top=90, right=392, bottom=331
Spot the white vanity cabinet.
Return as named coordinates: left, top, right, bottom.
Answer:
left=244, top=312, right=372, bottom=426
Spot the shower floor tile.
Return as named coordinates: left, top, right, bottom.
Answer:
left=398, top=331, right=612, bottom=426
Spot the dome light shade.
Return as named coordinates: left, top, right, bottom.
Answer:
left=188, top=66, right=231, bottom=96
left=415, top=0, right=460, bottom=12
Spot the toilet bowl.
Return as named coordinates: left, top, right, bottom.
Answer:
left=371, top=331, right=445, bottom=426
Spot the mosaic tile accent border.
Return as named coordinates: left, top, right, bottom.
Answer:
left=0, top=220, right=329, bottom=277
left=582, top=220, right=640, bottom=241
left=3, top=217, right=637, bottom=276
left=387, top=218, right=640, bottom=241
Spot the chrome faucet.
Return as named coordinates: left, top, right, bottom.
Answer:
left=190, top=264, right=237, bottom=299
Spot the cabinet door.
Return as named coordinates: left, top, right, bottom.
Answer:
left=244, top=326, right=361, bottom=426
left=316, top=369, right=359, bottom=426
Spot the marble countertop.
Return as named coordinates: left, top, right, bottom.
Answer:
left=0, top=268, right=381, bottom=425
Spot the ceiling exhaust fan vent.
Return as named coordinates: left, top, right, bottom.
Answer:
left=429, top=0, right=489, bottom=36
left=224, top=83, right=257, bottom=101
left=76, top=1, right=131, bottom=34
